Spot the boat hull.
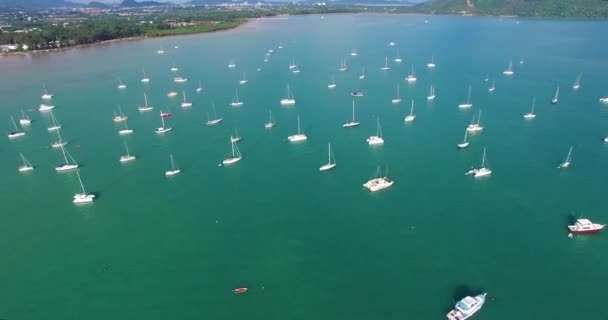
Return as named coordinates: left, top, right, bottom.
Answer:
left=319, top=163, right=336, bottom=171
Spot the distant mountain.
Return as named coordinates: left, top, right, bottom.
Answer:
left=415, top=0, right=608, bottom=18
left=0, top=0, right=80, bottom=8
left=120, top=0, right=172, bottom=7
left=86, top=0, right=110, bottom=7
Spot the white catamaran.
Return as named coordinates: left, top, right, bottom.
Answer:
left=280, top=85, right=296, bottom=106
left=288, top=115, right=307, bottom=142
left=367, top=118, right=384, bottom=145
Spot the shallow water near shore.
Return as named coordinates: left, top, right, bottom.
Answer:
left=1, top=14, right=608, bottom=320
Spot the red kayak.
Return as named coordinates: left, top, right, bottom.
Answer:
left=232, top=288, right=248, bottom=294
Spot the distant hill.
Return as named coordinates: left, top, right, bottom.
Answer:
left=86, top=0, right=110, bottom=8
left=0, top=0, right=80, bottom=8
left=415, top=0, right=608, bottom=18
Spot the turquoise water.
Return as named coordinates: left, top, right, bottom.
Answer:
left=2, top=14, right=608, bottom=319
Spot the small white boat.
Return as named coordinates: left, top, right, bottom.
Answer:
left=55, top=144, right=78, bottom=172
left=466, top=110, right=484, bottom=132
left=206, top=104, right=223, bottom=125
left=343, top=100, right=360, bottom=128
left=458, top=85, right=473, bottom=108
left=339, top=59, right=348, bottom=72
left=278, top=43, right=283, bottom=49
left=47, top=111, right=61, bottom=131
left=51, top=129, right=68, bottom=148
left=117, top=79, right=127, bottom=90
left=351, top=49, right=357, bottom=57
left=551, top=85, right=560, bottom=104
left=351, top=91, right=364, bottom=97
left=41, top=84, right=53, bottom=100
left=196, top=81, right=203, bottom=92
left=405, top=65, right=417, bottom=82
left=264, top=110, right=276, bottom=128
left=157, top=47, right=164, bottom=55
left=503, top=60, right=514, bottom=75
left=404, top=100, right=416, bottom=122
left=113, top=105, right=128, bottom=122
left=288, top=115, right=307, bottom=142
left=367, top=118, right=384, bottom=145
left=328, top=73, right=337, bottom=89
left=394, top=52, right=402, bottom=63
left=381, top=56, right=390, bottom=71
left=363, top=166, right=393, bottom=192
left=319, top=142, right=336, bottom=171
left=474, top=148, right=492, bottom=177
left=8, top=116, right=26, bottom=138
left=19, top=110, right=32, bottom=125
left=426, top=55, right=436, bottom=68
left=427, top=85, right=436, bottom=100
left=484, top=74, right=489, bottom=82
left=165, top=154, right=181, bottom=176
left=280, top=85, right=296, bottom=106
left=155, top=114, right=172, bottom=134
left=167, top=91, right=178, bottom=98
left=457, top=130, right=469, bottom=149
left=239, top=72, right=248, bottom=85
left=221, top=139, right=242, bottom=165
left=558, top=145, right=573, bottom=169
left=359, top=67, right=366, bottom=80
left=118, top=120, right=133, bottom=135
left=138, top=93, right=153, bottom=111
left=17, top=153, right=34, bottom=172
left=170, top=63, right=178, bottom=72
left=173, top=77, right=188, bottom=83
left=572, top=72, right=582, bottom=90
left=447, top=293, right=487, bottom=320
left=230, top=128, right=242, bottom=143
left=389, top=42, right=396, bottom=46
left=141, top=69, right=150, bottom=83
left=39, top=104, right=55, bottom=112
left=230, top=88, right=244, bottom=107
left=391, top=83, right=402, bottom=104
left=181, top=91, right=192, bottom=108
left=524, top=97, right=537, bottom=119
left=72, top=170, right=95, bottom=204
left=288, top=58, right=296, bottom=70
left=119, top=142, right=136, bottom=163
left=228, top=60, right=236, bottom=68
left=488, top=79, right=496, bottom=92
left=520, top=56, right=525, bottom=64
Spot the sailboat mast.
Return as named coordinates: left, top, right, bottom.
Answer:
left=144, top=93, right=148, bottom=106
left=170, top=154, right=175, bottom=169
left=481, top=148, right=486, bottom=167
left=124, top=142, right=130, bottom=156
left=77, top=170, right=86, bottom=194
left=297, top=115, right=301, bottom=134
left=61, top=144, right=69, bottom=163
left=352, top=100, right=355, bottom=121
left=11, top=116, right=17, bottom=130
left=328, top=142, right=331, bottom=163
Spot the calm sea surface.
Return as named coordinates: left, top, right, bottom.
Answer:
left=2, top=14, right=608, bottom=320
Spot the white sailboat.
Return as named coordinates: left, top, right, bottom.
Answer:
left=47, top=111, right=61, bottom=131
left=230, top=88, right=244, bottom=107
left=389, top=41, right=396, bottom=46
left=572, top=72, right=582, bottom=90
left=427, top=85, right=436, bottom=100
left=458, top=85, right=473, bottom=108
left=473, top=148, right=492, bottom=177
left=394, top=51, right=402, bottom=63
left=19, top=110, right=32, bottom=125
left=221, top=139, right=242, bottom=165
left=72, top=170, right=95, bottom=204
left=427, top=55, right=436, bottom=68
left=288, top=115, right=307, bottom=142
left=405, top=64, right=417, bottom=82
left=155, top=114, right=172, bottom=134
left=391, top=83, right=402, bottom=104
left=488, top=79, right=496, bottom=92
left=51, top=129, right=68, bottom=148
left=206, top=103, right=223, bottom=125
left=117, top=79, right=127, bottom=89
left=319, top=142, right=336, bottom=171
left=138, top=93, right=153, bottom=111
left=343, top=100, right=360, bottom=128
left=17, top=153, right=34, bottom=172
left=457, top=130, right=469, bottom=149
left=551, top=85, right=560, bottom=104
left=196, top=81, right=203, bottom=92
left=173, top=76, right=188, bottom=83
left=157, top=46, right=164, bottom=55
left=239, top=72, right=248, bottom=85
left=170, top=63, right=178, bottom=72
left=404, top=100, right=416, bottom=122
left=167, top=90, right=178, bottom=97
left=558, top=146, right=573, bottom=168
left=363, top=166, right=394, bottom=192
left=230, top=128, right=242, bottom=143
left=520, top=56, right=525, bottom=64
left=381, top=56, right=390, bottom=71
left=41, top=84, right=53, bottom=100
left=467, top=110, right=484, bottom=132
left=141, top=69, right=150, bottom=83
left=264, top=110, right=276, bottom=128
left=278, top=43, right=283, bottom=49
left=524, top=97, right=537, bottom=119
left=288, top=58, right=296, bottom=70
left=280, top=85, right=296, bottom=106
left=8, top=116, right=26, bottom=138
left=165, top=154, right=181, bottom=176
left=359, top=67, right=366, bottom=80
left=113, top=105, right=128, bottom=122
left=118, top=120, right=133, bottom=135
left=119, top=142, right=136, bottom=163
left=39, top=103, right=55, bottom=112
left=55, top=144, right=78, bottom=172
left=339, top=59, right=348, bottom=72
left=328, top=73, right=337, bottom=89
left=228, top=60, right=236, bottom=68
left=367, top=118, right=384, bottom=145
left=503, top=60, right=514, bottom=75
left=181, top=91, right=192, bottom=108
left=351, top=49, right=357, bottom=57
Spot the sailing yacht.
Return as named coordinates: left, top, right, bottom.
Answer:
left=230, top=129, right=242, bottom=143
left=138, top=93, right=153, bottom=111
left=72, top=170, right=95, bottom=204
left=167, top=90, right=178, bottom=97
left=196, top=81, right=203, bottom=92
left=404, top=100, right=416, bottom=122
left=155, top=114, right=172, bottom=134
left=359, top=67, right=366, bottom=79
left=458, top=86, right=473, bottom=108
left=503, top=60, right=514, bottom=75
left=119, top=142, right=136, bottom=163
left=391, top=84, right=402, bottom=104
left=328, top=74, right=337, bottom=89
left=288, top=115, right=307, bottom=142
left=389, top=42, right=396, bottom=46
left=117, top=79, right=127, bottom=90
left=264, top=110, right=276, bottom=128
left=280, top=85, right=296, bottom=106
left=573, top=72, right=582, bottom=90
left=239, top=72, right=248, bottom=85
left=19, top=110, right=32, bottom=125
left=278, top=43, right=283, bottom=49
left=170, top=63, right=178, bottom=72
left=141, top=69, right=150, bottom=83
left=292, top=65, right=301, bottom=74
left=55, top=144, right=78, bottom=171
left=551, top=85, right=560, bottom=104
left=51, top=129, right=68, bottom=148
left=488, top=79, right=496, bottom=92
left=39, top=103, right=55, bottom=112
left=405, top=65, right=417, bottom=82
left=600, top=97, right=608, bottom=103
left=173, top=76, right=188, bottom=83
left=520, top=56, right=525, bottom=64
left=339, top=59, right=348, bottom=72
left=367, top=119, right=384, bottom=145
left=427, top=85, right=436, bottom=100
left=319, top=142, right=336, bottom=171
left=466, top=147, right=492, bottom=177
left=8, top=116, right=26, bottom=138
left=524, top=97, right=537, bottom=119
left=363, top=166, right=393, bottom=192
left=381, top=56, right=390, bottom=71
left=457, top=130, right=469, bottom=149
left=47, top=111, right=61, bottom=131
left=484, top=74, right=490, bottom=82
left=41, top=84, right=53, bottom=100
left=181, top=91, right=192, bottom=108
left=394, top=52, right=402, bottom=63
left=18, top=153, right=34, bottom=172
left=206, top=103, right=223, bottom=125
left=221, top=139, right=242, bottom=165
left=426, top=55, right=436, bottom=68
left=351, top=49, right=357, bottom=57
left=113, top=105, right=128, bottom=122
left=118, top=120, right=133, bottom=135
left=343, top=100, right=360, bottom=128
left=228, top=60, right=236, bottom=68
left=157, top=47, right=164, bottom=55
left=230, top=88, right=244, bottom=107
left=558, top=146, right=573, bottom=168
left=165, top=154, right=181, bottom=176
left=467, top=110, right=484, bottom=132
left=288, top=58, right=296, bottom=70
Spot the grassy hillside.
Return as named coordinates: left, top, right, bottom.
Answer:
left=415, top=0, right=608, bottom=18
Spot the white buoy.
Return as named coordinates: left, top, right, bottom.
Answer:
left=568, top=233, right=573, bottom=238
